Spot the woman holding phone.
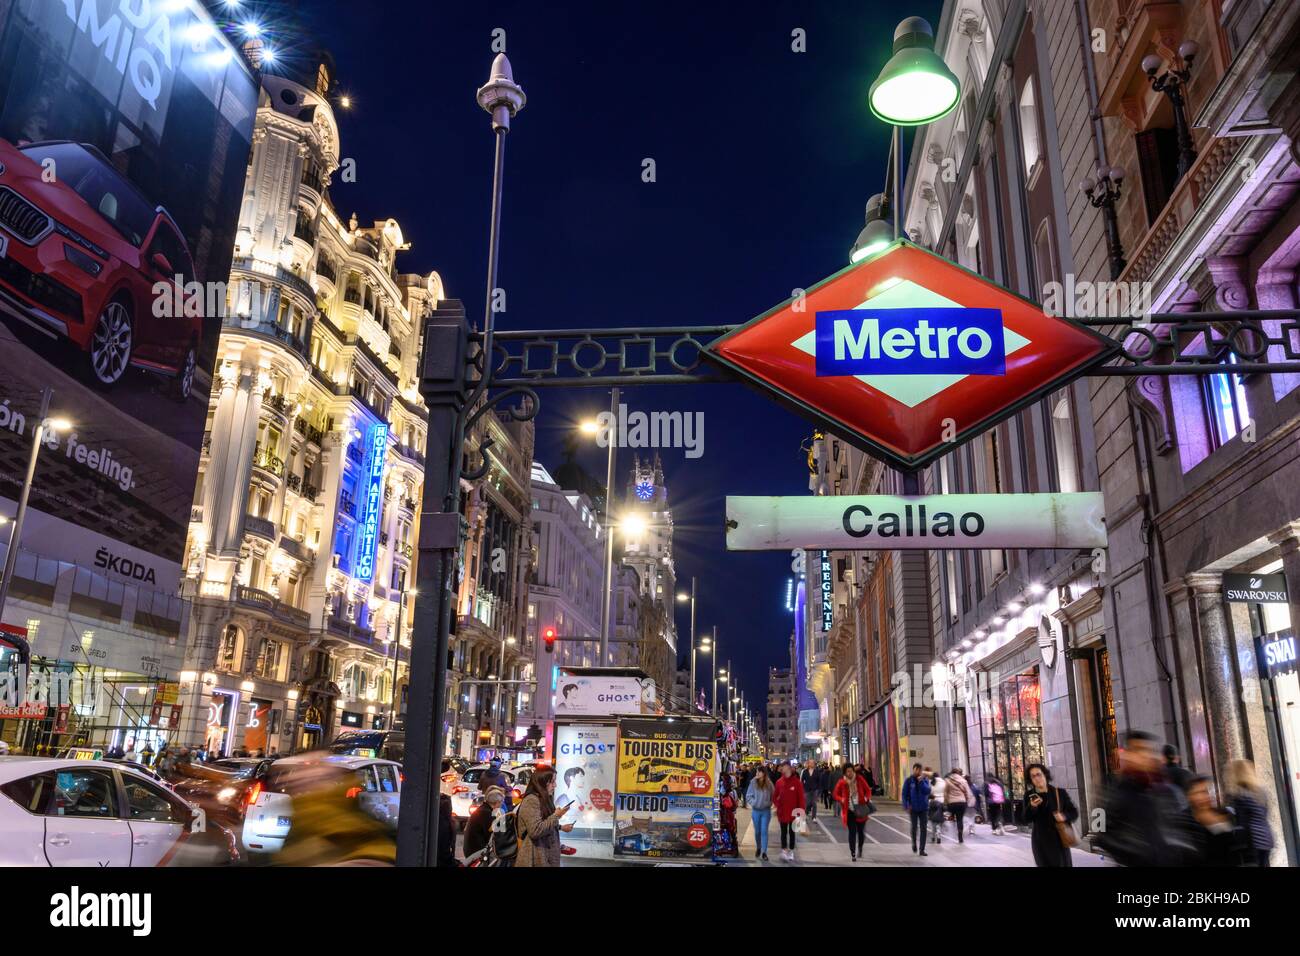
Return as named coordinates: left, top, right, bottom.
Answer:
left=516, top=768, right=574, bottom=867
left=1023, top=763, right=1078, bottom=867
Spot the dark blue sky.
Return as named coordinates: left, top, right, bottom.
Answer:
left=287, top=0, right=941, bottom=714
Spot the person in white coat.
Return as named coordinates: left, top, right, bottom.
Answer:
left=929, top=769, right=948, bottom=843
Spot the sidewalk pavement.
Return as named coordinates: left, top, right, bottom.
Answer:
left=723, top=799, right=1113, bottom=867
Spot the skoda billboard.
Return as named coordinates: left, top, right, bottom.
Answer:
left=0, top=0, right=257, bottom=594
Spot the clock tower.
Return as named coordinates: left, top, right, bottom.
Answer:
left=621, top=453, right=677, bottom=652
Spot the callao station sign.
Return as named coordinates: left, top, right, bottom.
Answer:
left=709, top=241, right=1117, bottom=552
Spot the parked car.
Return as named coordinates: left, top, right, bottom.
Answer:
left=0, top=756, right=236, bottom=866
left=0, top=139, right=200, bottom=399
left=241, top=753, right=401, bottom=856
left=450, top=764, right=526, bottom=824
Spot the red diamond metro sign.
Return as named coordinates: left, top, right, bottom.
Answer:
left=705, top=240, right=1119, bottom=470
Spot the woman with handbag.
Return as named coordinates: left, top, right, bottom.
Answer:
left=833, top=763, right=873, bottom=862
left=1024, top=763, right=1079, bottom=867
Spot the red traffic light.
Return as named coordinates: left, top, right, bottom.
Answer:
left=543, top=626, right=556, bottom=653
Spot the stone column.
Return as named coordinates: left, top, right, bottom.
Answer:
left=1187, top=572, right=1251, bottom=781
left=1166, top=580, right=1213, bottom=771
left=212, top=368, right=265, bottom=558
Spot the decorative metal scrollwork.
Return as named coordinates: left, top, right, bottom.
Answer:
left=1079, top=310, right=1300, bottom=375
left=460, top=384, right=541, bottom=481
left=473, top=325, right=736, bottom=387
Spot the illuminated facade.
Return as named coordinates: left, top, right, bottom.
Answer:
left=177, top=62, right=435, bottom=755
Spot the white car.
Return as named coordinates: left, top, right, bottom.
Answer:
left=241, top=753, right=401, bottom=855
left=0, top=756, right=219, bottom=867
left=449, top=764, right=528, bottom=824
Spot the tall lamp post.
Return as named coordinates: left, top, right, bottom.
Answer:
left=694, top=631, right=711, bottom=712
left=676, top=578, right=696, bottom=704
left=387, top=587, right=413, bottom=731
left=401, top=53, right=525, bottom=868
left=867, top=17, right=960, bottom=244
left=0, top=387, right=71, bottom=626
left=1142, top=41, right=1199, bottom=180
left=582, top=385, right=620, bottom=666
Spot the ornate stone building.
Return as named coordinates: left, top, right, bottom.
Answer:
left=177, top=62, right=436, bottom=756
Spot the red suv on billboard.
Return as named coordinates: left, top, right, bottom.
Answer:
left=0, top=139, right=200, bottom=400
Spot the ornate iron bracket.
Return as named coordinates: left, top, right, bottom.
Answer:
left=1076, top=310, right=1300, bottom=375
left=474, top=325, right=736, bottom=387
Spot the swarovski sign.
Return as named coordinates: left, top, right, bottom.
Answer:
left=1222, top=573, right=1288, bottom=604
left=726, top=493, right=1107, bottom=551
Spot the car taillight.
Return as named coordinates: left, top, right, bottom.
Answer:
left=244, top=780, right=263, bottom=806
left=452, top=785, right=470, bottom=794
left=512, top=789, right=522, bottom=801
left=345, top=786, right=363, bottom=799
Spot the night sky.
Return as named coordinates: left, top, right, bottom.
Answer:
left=284, top=0, right=942, bottom=713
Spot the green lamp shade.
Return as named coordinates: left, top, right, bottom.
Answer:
left=870, top=48, right=960, bottom=126
left=850, top=219, right=894, bottom=263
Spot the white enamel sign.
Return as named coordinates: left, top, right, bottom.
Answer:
left=726, top=493, right=1107, bottom=551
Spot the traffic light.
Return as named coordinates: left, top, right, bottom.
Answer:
left=543, top=626, right=556, bottom=653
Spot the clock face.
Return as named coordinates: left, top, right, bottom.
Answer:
left=635, top=480, right=655, bottom=501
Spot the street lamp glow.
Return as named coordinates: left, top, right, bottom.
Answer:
left=869, top=17, right=960, bottom=126
left=579, top=419, right=600, bottom=435
left=850, top=192, right=893, bottom=263
left=240, top=20, right=261, bottom=37
left=676, top=592, right=690, bottom=602
left=621, top=514, right=647, bottom=537
left=46, top=417, right=71, bottom=432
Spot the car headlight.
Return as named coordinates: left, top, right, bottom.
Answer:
left=217, top=786, right=238, bottom=802
left=63, top=242, right=102, bottom=277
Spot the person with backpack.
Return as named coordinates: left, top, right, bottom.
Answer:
left=985, top=774, right=1007, bottom=835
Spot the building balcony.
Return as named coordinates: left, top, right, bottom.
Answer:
left=252, top=447, right=285, bottom=480
left=395, top=442, right=424, bottom=466
left=277, top=534, right=313, bottom=566
left=222, top=311, right=310, bottom=364
left=326, top=614, right=375, bottom=646
left=235, top=585, right=311, bottom=628
left=231, top=257, right=316, bottom=307
left=244, top=513, right=276, bottom=543
left=292, top=416, right=325, bottom=447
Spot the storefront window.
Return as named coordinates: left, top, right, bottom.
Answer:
left=978, top=667, right=1044, bottom=807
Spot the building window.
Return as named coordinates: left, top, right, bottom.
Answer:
left=341, top=663, right=367, bottom=701
left=252, top=637, right=287, bottom=682
left=1019, top=79, right=1041, bottom=177
left=1051, top=394, right=1080, bottom=493
left=1203, top=355, right=1251, bottom=448
left=217, top=626, right=242, bottom=672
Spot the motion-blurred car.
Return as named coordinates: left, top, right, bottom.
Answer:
left=0, top=139, right=200, bottom=399
left=168, top=757, right=272, bottom=827
left=242, top=753, right=401, bottom=856
left=0, top=756, right=236, bottom=866
left=329, top=729, right=404, bottom=762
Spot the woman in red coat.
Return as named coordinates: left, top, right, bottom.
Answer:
left=833, top=763, right=872, bottom=862
left=772, top=762, right=807, bottom=862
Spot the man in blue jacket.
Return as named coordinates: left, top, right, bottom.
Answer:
left=901, top=763, right=932, bottom=856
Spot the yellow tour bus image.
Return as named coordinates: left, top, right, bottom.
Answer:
left=635, top=755, right=709, bottom=793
